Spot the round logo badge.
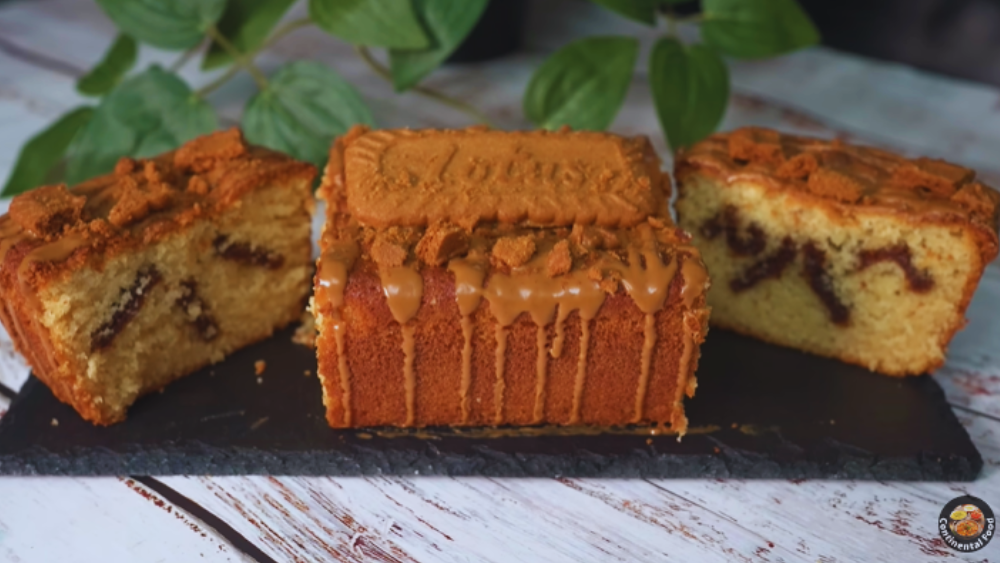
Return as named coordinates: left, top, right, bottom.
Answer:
left=939, top=495, right=995, bottom=552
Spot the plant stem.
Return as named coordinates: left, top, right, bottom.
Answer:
left=195, top=64, right=242, bottom=97
left=169, top=40, right=203, bottom=72
left=206, top=25, right=269, bottom=90
left=262, top=17, right=313, bottom=50
left=354, top=45, right=494, bottom=127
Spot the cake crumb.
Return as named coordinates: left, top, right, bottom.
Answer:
left=713, top=447, right=721, bottom=454
left=304, top=370, right=312, bottom=377
left=292, top=312, right=317, bottom=348
left=492, top=236, right=536, bottom=268
left=256, top=377, right=263, bottom=385
left=645, top=438, right=653, bottom=445
left=254, top=360, right=266, bottom=375
left=731, top=422, right=738, bottom=429
left=50, top=418, right=59, bottom=427
left=830, top=419, right=836, bottom=425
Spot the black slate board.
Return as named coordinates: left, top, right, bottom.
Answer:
left=0, top=327, right=982, bottom=480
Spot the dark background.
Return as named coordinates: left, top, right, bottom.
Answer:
left=798, top=0, right=1000, bottom=87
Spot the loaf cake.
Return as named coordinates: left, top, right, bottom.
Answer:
left=675, top=127, right=1000, bottom=376
left=313, top=126, right=711, bottom=433
left=0, top=129, right=316, bottom=424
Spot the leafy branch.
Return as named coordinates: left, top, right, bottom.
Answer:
left=2, top=0, right=491, bottom=196
left=525, top=0, right=820, bottom=152
left=3, top=0, right=820, bottom=198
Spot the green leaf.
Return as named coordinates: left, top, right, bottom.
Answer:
left=523, top=36, right=638, bottom=131
left=309, top=0, right=430, bottom=49
left=589, top=0, right=657, bottom=25
left=2, top=107, right=94, bottom=196
left=242, top=61, right=374, bottom=168
left=66, top=67, right=217, bottom=183
left=701, top=0, right=820, bottom=59
left=649, top=38, right=729, bottom=150
left=76, top=35, right=137, bottom=97
left=388, top=0, right=488, bottom=91
left=201, top=0, right=296, bottom=70
left=96, top=0, right=227, bottom=50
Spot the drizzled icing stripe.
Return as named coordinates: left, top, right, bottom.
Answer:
left=378, top=265, right=424, bottom=426
left=447, top=257, right=486, bottom=424
left=316, top=238, right=359, bottom=426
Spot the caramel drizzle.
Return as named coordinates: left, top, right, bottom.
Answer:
left=316, top=238, right=359, bottom=426
left=440, top=222, right=706, bottom=427
left=617, top=230, right=679, bottom=423
left=378, top=265, right=424, bottom=426
left=568, top=319, right=591, bottom=425
left=533, top=326, right=548, bottom=423
left=493, top=325, right=508, bottom=424
left=634, top=313, right=657, bottom=423
left=447, top=257, right=486, bottom=424
left=483, top=243, right=607, bottom=425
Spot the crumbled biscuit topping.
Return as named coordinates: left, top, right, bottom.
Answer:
left=492, top=236, right=537, bottom=268
left=8, top=184, right=86, bottom=237
left=1, top=128, right=315, bottom=284
left=677, top=127, right=1000, bottom=232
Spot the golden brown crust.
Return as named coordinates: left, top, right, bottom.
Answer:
left=676, top=127, right=1000, bottom=264
left=330, top=125, right=666, bottom=229
left=1, top=129, right=316, bottom=293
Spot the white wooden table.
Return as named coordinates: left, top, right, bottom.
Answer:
left=1, top=1, right=999, bottom=561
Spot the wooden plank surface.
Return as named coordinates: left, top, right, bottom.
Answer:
left=0, top=1, right=999, bottom=561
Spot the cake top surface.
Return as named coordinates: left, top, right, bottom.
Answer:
left=326, top=126, right=666, bottom=229
left=1, top=129, right=315, bottom=286
left=677, top=127, right=1000, bottom=234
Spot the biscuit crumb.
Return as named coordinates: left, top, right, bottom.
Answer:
left=114, top=157, right=137, bottom=175
left=371, top=237, right=408, bottom=268
left=805, top=167, right=867, bottom=203
left=776, top=153, right=818, bottom=180
left=173, top=128, right=248, bottom=173
left=257, top=377, right=263, bottom=385
left=304, top=370, right=312, bottom=377
left=713, top=447, right=721, bottom=454
left=645, top=438, right=653, bottom=445
left=9, top=184, right=86, bottom=237
left=415, top=221, right=469, bottom=266
left=892, top=157, right=972, bottom=196
left=952, top=182, right=1000, bottom=219
left=492, top=236, right=536, bottom=268
left=546, top=240, right=572, bottom=277
left=50, top=418, right=59, bottom=427
left=254, top=360, right=266, bottom=375
left=728, top=127, right=786, bottom=164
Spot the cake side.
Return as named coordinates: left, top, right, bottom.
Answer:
left=675, top=128, right=1000, bottom=376
left=0, top=129, right=316, bottom=424
left=315, top=228, right=709, bottom=431
left=315, top=127, right=710, bottom=433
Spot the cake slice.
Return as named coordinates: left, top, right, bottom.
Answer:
left=0, top=129, right=316, bottom=424
left=675, top=127, right=1000, bottom=376
left=313, top=126, right=711, bottom=433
